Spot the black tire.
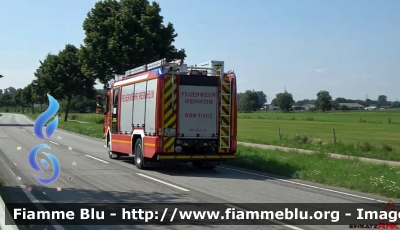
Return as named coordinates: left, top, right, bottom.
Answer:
left=192, top=161, right=216, bottom=170
left=134, top=138, right=146, bottom=169
left=108, top=141, right=120, bottom=160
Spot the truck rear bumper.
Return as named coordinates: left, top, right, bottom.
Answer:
left=157, top=154, right=236, bottom=161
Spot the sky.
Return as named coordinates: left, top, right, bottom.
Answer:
left=1, top=0, right=399, bottom=102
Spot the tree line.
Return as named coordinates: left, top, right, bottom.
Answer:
left=0, top=0, right=185, bottom=121
left=238, top=90, right=399, bottom=112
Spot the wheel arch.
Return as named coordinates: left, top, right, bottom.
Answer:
left=131, top=129, right=144, bottom=155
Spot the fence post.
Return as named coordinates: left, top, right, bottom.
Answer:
left=332, top=129, right=336, bottom=145
left=278, top=127, right=281, bottom=141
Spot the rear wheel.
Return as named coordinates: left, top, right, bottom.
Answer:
left=192, top=161, right=216, bottom=170
left=134, top=138, right=146, bottom=169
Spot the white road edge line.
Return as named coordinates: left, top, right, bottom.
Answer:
left=220, top=167, right=386, bottom=203
left=85, top=155, right=109, bottom=163
left=49, top=141, right=59, bottom=145
left=6, top=168, right=65, bottom=230
left=137, top=173, right=190, bottom=192
left=226, top=204, right=303, bottom=230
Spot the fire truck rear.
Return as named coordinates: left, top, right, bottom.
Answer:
left=103, top=58, right=237, bottom=169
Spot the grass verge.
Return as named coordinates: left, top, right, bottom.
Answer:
left=23, top=112, right=104, bottom=139
left=228, top=145, right=400, bottom=198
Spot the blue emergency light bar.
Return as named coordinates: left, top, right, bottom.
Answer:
left=124, top=58, right=167, bottom=76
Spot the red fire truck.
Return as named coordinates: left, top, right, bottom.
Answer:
left=103, top=58, right=237, bottom=169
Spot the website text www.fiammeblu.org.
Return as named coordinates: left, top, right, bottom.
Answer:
left=118, top=207, right=399, bottom=223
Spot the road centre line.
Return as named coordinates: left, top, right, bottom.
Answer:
left=137, top=173, right=190, bottom=192
left=219, top=166, right=386, bottom=203
left=49, top=141, right=59, bottom=145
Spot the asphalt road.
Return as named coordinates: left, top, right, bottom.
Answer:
left=0, top=113, right=396, bottom=230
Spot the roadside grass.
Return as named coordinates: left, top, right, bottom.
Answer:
left=22, top=112, right=105, bottom=139
left=228, top=145, right=400, bottom=199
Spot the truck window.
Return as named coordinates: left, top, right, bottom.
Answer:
left=105, top=95, right=110, bottom=113
left=111, top=87, right=119, bottom=133
left=113, top=88, right=119, bottom=105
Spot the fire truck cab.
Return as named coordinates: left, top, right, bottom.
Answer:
left=103, top=58, right=237, bottom=170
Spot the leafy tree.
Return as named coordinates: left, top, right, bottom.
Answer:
left=0, top=92, right=12, bottom=111
left=80, top=0, right=186, bottom=86
left=35, top=44, right=96, bottom=121
left=35, top=54, right=65, bottom=100
left=6, top=87, right=16, bottom=95
left=364, top=99, right=376, bottom=107
left=392, top=101, right=400, bottom=108
left=22, top=84, right=35, bottom=114
left=271, top=98, right=277, bottom=106
left=338, top=104, right=349, bottom=110
left=315, top=90, right=333, bottom=112
left=11, top=89, right=22, bottom=111
left=294, top=99, right=315, bottom=106
left=274, top=91, right=294, bottom=112
left=11, top=89, right=23, bottom=112
left=60, top=95, right=96, bottom=113
left=334, top=97, right=349, bottom=103
left=238, top=90, right=259, bottom=112
left=237, top=92, right=243, bottom=103
left=31, top=79, right=47, bottom=112
left=377, top=95, right=388, bottom=107
left=331, top=100, right=339, bottom=110
left=255, top=91, right=267, bottom=107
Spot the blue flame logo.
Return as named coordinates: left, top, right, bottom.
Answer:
left=28, top=94, right=61, bottom=185
left=34, top=94, right=59, bottom=141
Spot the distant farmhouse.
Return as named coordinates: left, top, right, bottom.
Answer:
left=303, top=104, right=315, bottom=110
left=364, top=104, right=392, bottom=110
left=262, top=103, right=278, bottom=110
left=339, top=103, right=365, bottom=110
left=291, top=104, right=315, bottom=111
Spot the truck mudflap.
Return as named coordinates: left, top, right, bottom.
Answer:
left=156, top=154, right=236, bottom=161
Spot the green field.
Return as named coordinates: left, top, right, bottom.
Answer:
left=1, top=109, right=400, bottom=161
left=238, top=110, right=400, bottom=161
